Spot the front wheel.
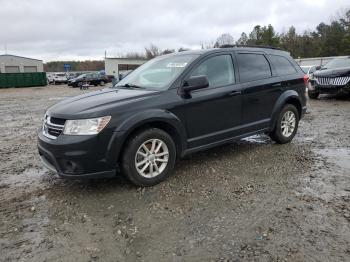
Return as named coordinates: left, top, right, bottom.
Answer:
left=121, top=128, right=176, bottom=186
left=269, top=104, right=299, bottom=144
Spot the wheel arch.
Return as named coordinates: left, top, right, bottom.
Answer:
left=108, top=109, right=187, bottom=165
left=270, top=90, right=302, bottom=131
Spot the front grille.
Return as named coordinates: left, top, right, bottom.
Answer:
left=43, top=115, right=65, bottom=139
left=315, top=76, right=350, bottom=86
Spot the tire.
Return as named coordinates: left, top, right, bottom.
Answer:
left=308, top=90, right=319, bottom=99
left=269, top=104, right=299, bottom=144
left=121, top=128, right=176, bottom=186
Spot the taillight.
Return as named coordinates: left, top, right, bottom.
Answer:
left=303, top=74, right=309, bottom=84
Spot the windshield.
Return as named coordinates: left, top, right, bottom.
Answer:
left=76, top=73, right=88, bottom=79
left=115, top=54, right=198, bottom=90
left=323, top=57, right=350, bottom=69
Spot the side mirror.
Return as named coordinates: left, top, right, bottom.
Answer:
left=315, top=65, right=322, bottom=70
left=182, top=75, right=209, bottom=93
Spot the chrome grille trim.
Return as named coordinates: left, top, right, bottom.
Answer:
left=315, top=76, right=350, bottom=86
left=43, top=115, right=65, bottom=140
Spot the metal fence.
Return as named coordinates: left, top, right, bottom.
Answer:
left=295, top=56, right=349, bottom=66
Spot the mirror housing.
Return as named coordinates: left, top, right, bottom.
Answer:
left=182, top=75, right=209, bottom=93
left=315, top=65, right=322, bottom=70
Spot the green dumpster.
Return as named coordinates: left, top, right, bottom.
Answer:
left=0, top=72, right=47, bottom=88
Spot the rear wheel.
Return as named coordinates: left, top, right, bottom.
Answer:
left=308, top=90, right=319, bottom=99
left=270, top=104, right=299, bottom=144
left=121, top=128, right=176, bottom=186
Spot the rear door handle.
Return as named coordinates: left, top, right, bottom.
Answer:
left=272, top=82, right=282, bottom=87
left=228, top=90, right=242, bottom=96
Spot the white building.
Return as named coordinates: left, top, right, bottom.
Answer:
left=105, top=57, right=147, bottom=78
left=0, top=54, right=44, bottom=73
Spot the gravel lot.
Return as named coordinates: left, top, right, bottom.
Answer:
left=0, top=85, right=349, bottom=262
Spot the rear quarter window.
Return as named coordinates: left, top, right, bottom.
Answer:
left=237, top=53, right=272, bottom=82
left=269, top=55, right=297, bottom=76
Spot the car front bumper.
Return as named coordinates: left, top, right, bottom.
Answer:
left=309, top=82, right=350, bottom=94
left=37, top=129, right=121, bottom=179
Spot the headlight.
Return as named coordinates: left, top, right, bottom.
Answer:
left=309, top=73, right=314, bottom=80
left=63, top=116, right=111, bottom=135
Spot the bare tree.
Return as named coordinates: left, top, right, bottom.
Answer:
left=162, top=49, right=175, bottom=55
left=214, top=33, right=234, bottom=47
left=145, top=44, right=161, bottom=59
left=178, top=47, right=190, bottom=52
left=125, top=52, right=146, bottom=59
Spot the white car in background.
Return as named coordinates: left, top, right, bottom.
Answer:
left=51, top=73, right=68, bottom=85
left=46, top=73, right=55, bottom=84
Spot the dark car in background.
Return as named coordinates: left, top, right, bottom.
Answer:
left=68, top=72, right=109, bottom=87
left=308, top=57, right=350, bottom=99
left=38, top=46, right=306, bottom=186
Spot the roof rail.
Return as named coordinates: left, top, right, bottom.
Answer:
left=219, top=44, right=284, bottom=51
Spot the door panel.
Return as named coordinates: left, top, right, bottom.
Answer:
left=236, top=52, right=282, bottom=131
left=240, top=77, right=283, bottom=126
left=185, top=85, right=242, bottom=148
left=182, top=53, right=242, bottom=149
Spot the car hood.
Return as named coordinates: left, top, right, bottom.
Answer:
left=314, top=67, right=350, bottom=77
left=47, top=88, right=160, bottom=119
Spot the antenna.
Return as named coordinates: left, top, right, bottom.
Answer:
left=5, top=42, right=7, bottom=54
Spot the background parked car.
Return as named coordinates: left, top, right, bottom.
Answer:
left=308, top=57, right=350, bottom=99
left=46, top=73, right=55, bottom=84
left=68, top=72, right=109, bottom=87
left=51, top=73, right=68, bottom=84
left=66, top=72, right=84, bottom=80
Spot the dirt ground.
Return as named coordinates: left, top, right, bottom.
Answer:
left=0, top=85, right=349, bottom=262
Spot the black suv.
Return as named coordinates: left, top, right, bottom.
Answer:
left=308, top=56, right=350, bottom=99
left=68, top=72, right=109, bottom=87
left=38, top=46, right=306, bottom=186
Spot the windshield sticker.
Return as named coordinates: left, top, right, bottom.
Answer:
left=166, top=62, right=188, bottom=68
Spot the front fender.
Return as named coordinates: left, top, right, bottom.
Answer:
left=270, top=90, right=301, bottom=131
left=106, top=109, right=187, bottom=164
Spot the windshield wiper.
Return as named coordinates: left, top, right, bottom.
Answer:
left=115, top=83, right=144, bottom=89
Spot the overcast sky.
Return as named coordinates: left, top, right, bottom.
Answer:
left=0, top=0, right=349, bottom=62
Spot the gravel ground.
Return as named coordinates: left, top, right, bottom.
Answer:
left=0, top=85, right=349, bottom=262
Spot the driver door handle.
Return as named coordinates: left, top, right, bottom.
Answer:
left=228, top=90, right=242, bottom=96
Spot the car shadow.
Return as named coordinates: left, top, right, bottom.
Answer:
left=46, top=134, right=274, bottom=193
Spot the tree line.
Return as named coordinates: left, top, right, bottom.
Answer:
left=44, top=60, right=104, bottom=72
left=44, top=8, right=350, bottom=71
left=234, top=8, right=350, bottom=58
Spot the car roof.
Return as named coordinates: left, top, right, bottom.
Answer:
left=165, top=46, right=290, bottom=57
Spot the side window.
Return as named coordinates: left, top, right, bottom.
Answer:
left=190, top=55, right=235, bottom=88
left=269, top=55, right=297, bottom=76
left=237, top=53, right=272, bottom=82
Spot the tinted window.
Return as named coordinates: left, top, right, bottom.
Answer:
left=237, top=53, right=271, bottom=82
left=270, top=55, right=297, bottom=75
left=190, top=55, right=235, bottom=88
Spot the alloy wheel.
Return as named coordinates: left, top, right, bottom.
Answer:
left=281, top=110, right=296, bottom=137
left=135, top=139, right=169, bottom=178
